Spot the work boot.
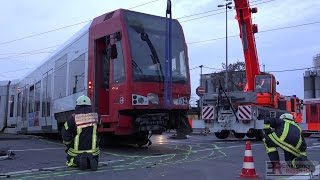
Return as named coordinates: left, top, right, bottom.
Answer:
left=268, top=161, right=282, bottom=174
left=79, top=153, right=88, bottom=170
left=303, top=160, right=316, bottom=172
left=295, top=156, right=315, bottom=172
left=88, top=156, right=98, bottom=171
left=273, top=161, right=282, bottom=168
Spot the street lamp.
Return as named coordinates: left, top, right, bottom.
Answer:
left=199, top=65, right=204, bottom=87
left=199, top=65, right=203, bottom=119
left=218, top=0, right=233, bottom=91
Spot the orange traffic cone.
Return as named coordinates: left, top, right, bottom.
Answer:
left=240, top=141, right=258, bottom=178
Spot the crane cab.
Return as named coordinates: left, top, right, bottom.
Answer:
left=254, top=74, right=278, bottom=108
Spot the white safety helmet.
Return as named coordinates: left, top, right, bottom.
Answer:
left=279, top=113, right=294, bottom=121
left=76, top=95, right=91, bottom=106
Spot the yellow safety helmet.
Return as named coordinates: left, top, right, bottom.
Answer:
left=279, top=113, right=294, bottom=121
left=76, top=95, right=91, bottom=106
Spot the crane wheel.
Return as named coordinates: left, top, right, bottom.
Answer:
left=215, top=130, right=230, bottom=139
left=234, top=133, right=245, bottom=139
left=246, top=133, right=255, bottom=138
left=254, top=130, right=264, bottom=141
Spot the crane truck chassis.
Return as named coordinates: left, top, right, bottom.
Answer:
left=201, top=85, right=298, bottom=140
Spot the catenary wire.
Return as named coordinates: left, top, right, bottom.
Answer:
left=0, top=0, right=275, bottom=46
left=0, top=0, right=161, bottom=46
left=187, top=20, right=320, bottom=44
left=1, top=19, right=318, bottom=61
left=2, top=17, right=316, bottom=59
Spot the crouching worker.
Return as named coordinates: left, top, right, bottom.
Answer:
left=263, top=113, right=315, bottom=172
left=62, top=95, right=100, bottom=171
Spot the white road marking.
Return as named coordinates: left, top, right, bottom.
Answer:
left=99, top=159, right=124, bottom=165
left=173, top=144, right=262, bottom=153
left=0, top=159, right=124, bottom=176
left=287, top=165, right=320, bottom=179
left=162, top=139, right=256, bottom=146
left=222, top=144, right=261, bottom=149
left=33, top=159, right=125, bottom=171
left=308, top=145, right=320, bottom=149
left=12, top=147, right=64, bottom=152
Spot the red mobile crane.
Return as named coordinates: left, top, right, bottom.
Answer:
left=200, top=0, right=302, bottom=139
left=234, top=0, right=280, bottom=108
left=234, top=0, right=302, bottom=118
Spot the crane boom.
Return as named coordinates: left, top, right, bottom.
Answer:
left=234, top=0, right=260, bottom=91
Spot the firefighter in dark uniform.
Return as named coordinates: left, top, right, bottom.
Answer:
left=263, top=113, right=315, bottom=172
left=62, top=95, right=100, bottom=171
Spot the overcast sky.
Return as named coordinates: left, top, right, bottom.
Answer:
left=0, top=0, right=319, bottom=105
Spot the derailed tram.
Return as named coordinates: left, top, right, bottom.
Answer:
left=0, top=9, right=191, bottom=146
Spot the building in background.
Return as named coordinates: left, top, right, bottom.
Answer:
left=304, top=53, right=320, bottom=99
left=301, top=53, right=320, bottom=136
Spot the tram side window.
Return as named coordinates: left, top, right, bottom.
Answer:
left=35, top=81, right=41, bottom=112
left=54, top=63, right=67, bottom=99
left=47, top=74, right=52, bottom=116
left=42, top=74, right=52, bottom=117
left=42, top=77, right=47, bottom=117
left=22, top=88, right=27, bottom=118
left=29, top=85, right=34, bottom=113
left=54, top=54, right=67, bottom=99
left=113, top=41, right=125, bottom=83
left=68, top=54, right=85, bottom=95
left=17, top=92, right=21, bottom=117
left=9, top=95, right=14, bottom=117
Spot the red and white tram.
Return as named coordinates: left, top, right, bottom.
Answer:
left=0, top=9, right=191, bottom=146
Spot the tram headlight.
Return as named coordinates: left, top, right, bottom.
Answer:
left=132, top=94, right=149, bottom=105
left=147, top=93, right=159, bottom=105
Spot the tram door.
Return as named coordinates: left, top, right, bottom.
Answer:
left=95, top=36, right=111, bottom=115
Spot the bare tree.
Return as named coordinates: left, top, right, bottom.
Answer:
left=220, top=61, right=246, bottom=91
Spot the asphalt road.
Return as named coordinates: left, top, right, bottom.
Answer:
left=0, top=133, right=319, bottom=180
